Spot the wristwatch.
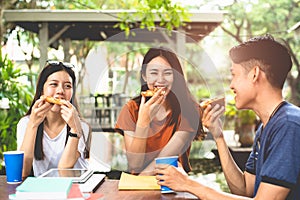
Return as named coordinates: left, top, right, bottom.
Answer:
left=68, top=132, right=79, bottom=138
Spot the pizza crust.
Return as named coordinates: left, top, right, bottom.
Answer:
left=141, top=87, right=165, bottom=97
left=44, top=96, right=63, bottom=105
left=200, top=97, right=225, bottom=109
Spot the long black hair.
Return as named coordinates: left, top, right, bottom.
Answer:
left=25, top=62, right=81, bottom=160
left=133, top=47, right=205, bottom=139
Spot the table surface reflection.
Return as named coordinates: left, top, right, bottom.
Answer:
left=0, top=176, right=198, bottom=200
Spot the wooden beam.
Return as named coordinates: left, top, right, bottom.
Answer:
left=39, top=22, right=48, bottom=70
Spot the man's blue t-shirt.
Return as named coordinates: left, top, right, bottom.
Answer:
left=245, top=102, right=300, bottom=199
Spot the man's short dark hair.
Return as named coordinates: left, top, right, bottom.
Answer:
left=229, top=34, right=292, bottom=89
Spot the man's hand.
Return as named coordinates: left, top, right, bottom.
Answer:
left=155, top=164, right=189, bottom=192
left=202, top=104, right=225, bottom=140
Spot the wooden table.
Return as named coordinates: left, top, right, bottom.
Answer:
left=0, top=176, right=21, bottom=200
left=0, top=176, right=198, bottom=199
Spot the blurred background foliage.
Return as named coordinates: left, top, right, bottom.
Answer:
left=0, top=50, right=34, bottom=165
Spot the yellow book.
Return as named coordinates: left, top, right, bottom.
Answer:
left=118, top=172, right=160, bottom=190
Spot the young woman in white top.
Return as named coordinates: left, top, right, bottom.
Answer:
left=17, top=61, right=91, bottom=178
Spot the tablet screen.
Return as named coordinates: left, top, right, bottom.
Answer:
left=39, top=168, right=93, bottom=183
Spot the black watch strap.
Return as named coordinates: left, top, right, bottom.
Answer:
left=68, top=132, right=79, bottom=138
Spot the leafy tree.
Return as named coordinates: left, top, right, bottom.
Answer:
left=219, top=0, right=300, bottom=105
left=48, top=0, right=189, bottom=35
left=1, top=0, right=190, bottom=94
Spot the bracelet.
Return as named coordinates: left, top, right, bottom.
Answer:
left=68, top=132, right=79, bottom=138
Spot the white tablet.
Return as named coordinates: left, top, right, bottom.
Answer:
left=38, top=168, right=93, bottom=183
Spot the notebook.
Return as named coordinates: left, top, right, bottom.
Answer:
left=14, top=177, right=72, bottom=199
left=118, top=172, right=160, bottom=190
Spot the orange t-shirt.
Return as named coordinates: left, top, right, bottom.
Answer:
left=115, top=99, right=198, bottom=173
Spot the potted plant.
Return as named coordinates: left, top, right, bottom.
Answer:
left=225, top=99, right=257, bottom=147
left=234, top=109, right=257, bottom=147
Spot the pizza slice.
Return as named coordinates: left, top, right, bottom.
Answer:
left=141, top=87, right=166, bottom=97
left=44, top=96, right=63, bottom=105
left=200, top=97, right=225, bottom=109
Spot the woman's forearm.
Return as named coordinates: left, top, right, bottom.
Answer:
left=124, top=126, right=151, bottom=172
left=58, top=136, right=80, bottom=168
left=126, top=126, right=149, bottom=153
left=140, top=131, right=194, bottom=175
left=158, top=131, right=193, bottom=156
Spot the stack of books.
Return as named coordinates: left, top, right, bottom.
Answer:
left=9, top=177, right=74, bottom=199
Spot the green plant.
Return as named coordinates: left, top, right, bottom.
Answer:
left=224, top=99, right=257, bottom=129
left=0, top=51, right=34, bottom=168
left=224, top=98, right=258, bottom=147
left=236, top=109, right=257, bottom=126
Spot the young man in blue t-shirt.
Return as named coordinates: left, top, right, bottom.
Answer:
left=155, top=34, right=300, bottom=199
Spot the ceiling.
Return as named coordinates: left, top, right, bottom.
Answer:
left=3, top=10, right=224, bottom=43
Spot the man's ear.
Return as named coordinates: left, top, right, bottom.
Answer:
left=252, top=66, right=260, bottom=82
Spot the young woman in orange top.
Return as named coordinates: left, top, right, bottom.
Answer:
left=116, top=47, right=205, bottom=175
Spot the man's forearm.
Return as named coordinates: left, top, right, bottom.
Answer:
left=186, top=178, right=251, bottom=200
left=215, top=137, right=247, bottom=195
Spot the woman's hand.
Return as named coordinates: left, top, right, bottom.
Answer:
left=137, top=88, right=165, bottom=127
left=60, top=101, right=82, bottom=136
left=155, top=164, right=189, bottom=192
left=202, top=104, right=225, bottom=140
left=29, top=97, right=53, bottom=127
